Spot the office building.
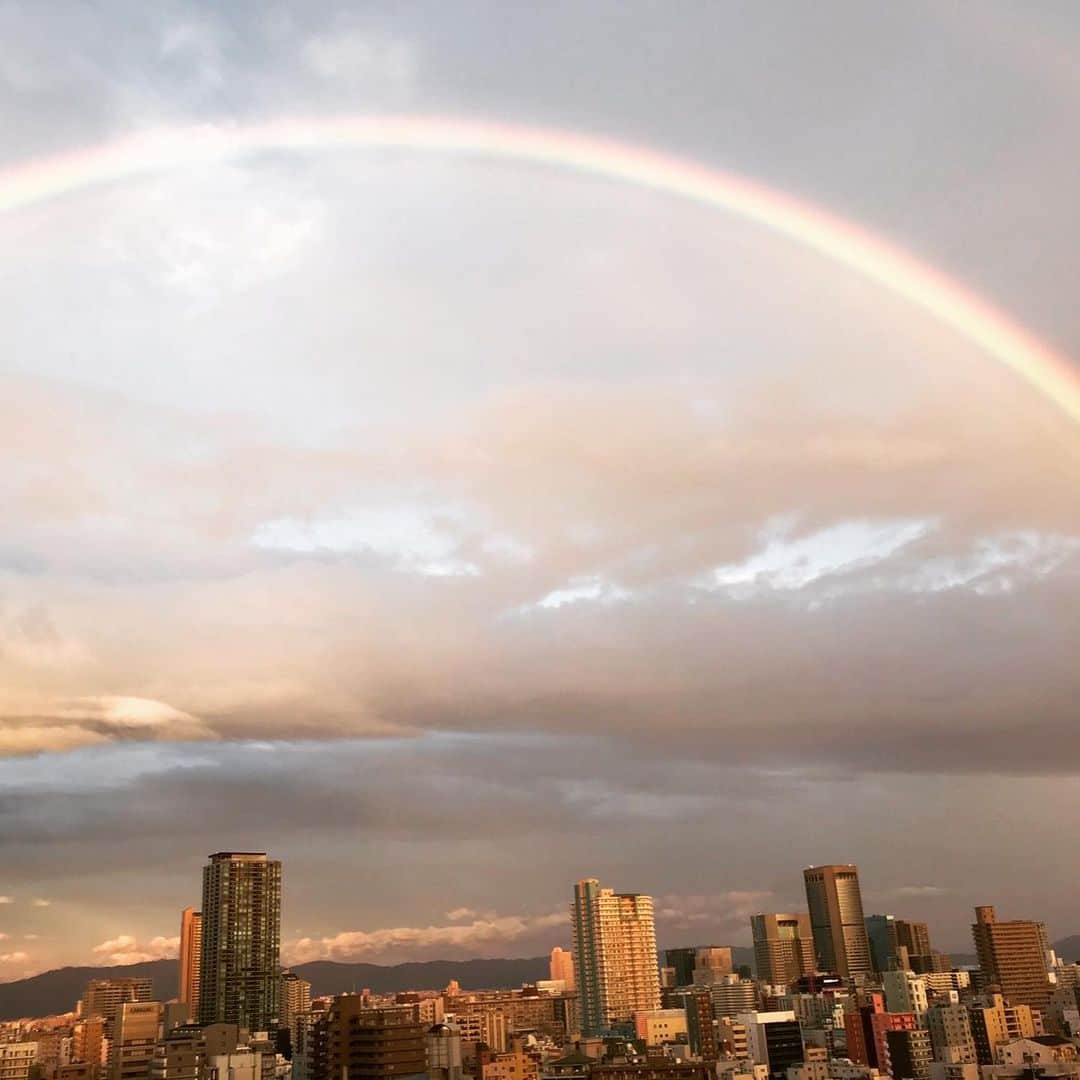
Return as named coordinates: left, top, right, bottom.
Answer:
left=664, top=949, right=698, bottom=989
left=81, top=980, right=153, bottom=1033
left=663, top=988, right=718, bottom=1061
left=740, top=1011, right=805, bottom=1079
left=178, top=908, right=202, bottom=1022
left=572, top=878, right=661, bottom=1035
left=971, top=906, right=1051, bottom=1012
left=693, top=947, right=734, bottom=984
left=634, top=1009, right=689, bottom=1048
left=752, top=914, right=815, bottom=986
left=895, top=922, right=933, bottom=972
left=803, top=866, right=871, bottom=980
left=109, top=1002, right=162, bottom=1080
left=198, top=852, right=282, bottom=1030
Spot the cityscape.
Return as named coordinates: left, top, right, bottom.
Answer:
left=2, top=854, right=1078, bottom=1080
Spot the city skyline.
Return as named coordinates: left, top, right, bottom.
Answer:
left=0, top=853, right=1071, bottom=984
left=0, top=1, right=1078, bottom=986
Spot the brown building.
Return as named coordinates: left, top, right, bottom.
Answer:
left=307, top=1001, right=426, bottom=1080
left=178, top=909, right=202, bottom=1022
left=72, top=1018, right=106, bottom=1068
left=971, top=907, right=1051, bottom=1012
left=803, top=866, right=871, bottom=980
left=480, top=1040, right=541, bottom=1080
left=752, top=914, right=816, bottom=986
left=591, top=1063, right=711, bottom=1080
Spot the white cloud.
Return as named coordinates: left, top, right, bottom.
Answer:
left=301, top=28, right=418, bottom=93
left=32, top=899, right=51, bottom=908
left=92, top=933, right=179, bottom=965
left=705, top=518, right=934, bottom=593
left=0, top=897, right=12, bottom=905
left=286, top=910, right=566, bottom=965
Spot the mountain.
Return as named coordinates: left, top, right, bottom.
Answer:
left=0, top=956, right=549, bottom=1021
left=294, top=957, right=551, bottom=998
left=0, top=959, right=177, bottom=1021
left=1054, top=936, right=1080, bottom=963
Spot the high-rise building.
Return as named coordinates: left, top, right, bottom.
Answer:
left=550, top=947, right=576, bottom=989
left=178, top=908, right=202, bottom=1022
left=80, top=980, right=153, bottom=1033
left=866, top=916, right=899, bottom=974
left=198, top=852, right=282, bottom=1031
left=664, top=949, right=698, bottom=989
left=971, top=906, right=1051, bottom=1013
left=883, top=970, right=929, bottom=1025
left=740, top=1011, right=805, bottom=1079
left=803, top=865, right=871, bottom=980
left=571, top=878, right=661, bottom=1035
left=752, top=914, right=816, bottom=986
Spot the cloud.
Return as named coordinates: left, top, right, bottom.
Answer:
left=91, top=934, right=179, bottom=965
left=0, top=897, right=12, bottom=905
left=286, top=910, right=566, bottom=966
left=891, top=885, right=952, bottom=898
left=32, top=899, right=51, bottom=908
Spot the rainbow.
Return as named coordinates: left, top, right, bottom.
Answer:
left=2, top=114, right=1078, bottom=425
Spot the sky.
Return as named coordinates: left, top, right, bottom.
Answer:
left=0, top=1, right=1079, bottom=982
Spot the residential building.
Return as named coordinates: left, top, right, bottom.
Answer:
left=753, top=915, right=815, bottom=987
left=480, top=1040, right=540, bottom=1080
left=972, top=907, right=1051, bottom=1013
left=306, top=1002, right=426, bottom=1080
left=198, top=852, right=282, bottom=1031
left=925, top=1004, right=976, bottom=1065
left=883, top=972, right=928, bottom=1025
left=997, top=1036, right=1077, bottom=1066
left=280, top=973, right=312, bottom=1054
left=884, top=1030, right=932, bottom=1080
left=803, top=867, right=871, bottom=980
left=72, top=1019, right=106, bottom=1067
left=968, top=993, right=1043, bottom=1065
left=572, top=879, right=661, bottom=1035
left=178, top=908, right=202, bottom=1022
left=0, top=1043, right=38, bottom=1080
left=710, top=975, right=759, bottom=1018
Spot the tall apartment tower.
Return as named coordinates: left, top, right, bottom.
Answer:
left=803, top=865, right=871, bottom=980
left=198, top=851, right=282, bottom=1031
left=751, top=913, right=815, bottom=986
left=178, top=908, right=202, bottom=1021
left=971, top=905, right=1051, bottom=1012
left=549, top=947, right=576, bottom=989
left=280, top=973, right=313, bottom=1055
left=572, top=878, right=661, bottom=1035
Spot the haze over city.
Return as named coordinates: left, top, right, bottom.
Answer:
left=1, top=0, right=1079, bottom=987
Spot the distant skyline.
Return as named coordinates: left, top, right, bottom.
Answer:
left=0, top=1, right=1078, bottom=981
